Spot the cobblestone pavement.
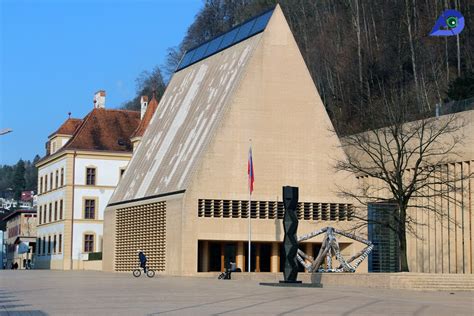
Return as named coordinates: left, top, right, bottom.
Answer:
left=1, top=270, right=473, bottom=315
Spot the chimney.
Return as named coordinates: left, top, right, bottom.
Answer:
left=94, top=90, right=106, bottom=108
left=140, top=95, right=149, bottom=119
left=45, top=141, right=50, bottom=156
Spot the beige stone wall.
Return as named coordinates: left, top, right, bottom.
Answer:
left=103, top=6, right=366, bottom=276
left=406, top=161, right=474, bottom=274
left=179, top=6, right=364, bottom=275
left=164, top=197, right=184, bottom=275
left=102, top=206, right=116, bottom=272
left=358, top=158, right=474, bottom=274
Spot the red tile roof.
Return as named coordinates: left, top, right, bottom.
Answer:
left=40, top=108, right=140, bottom=162
left=64, top=108, right=140, bottom=152
left=131, top=95, right=159, bottom=138
left=48, top=118, right=83, bottom=138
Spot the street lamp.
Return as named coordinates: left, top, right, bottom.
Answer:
left=0, top=128, right=13, bottom=136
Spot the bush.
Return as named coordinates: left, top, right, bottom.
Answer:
left=88, top=252, right=102, bottom=261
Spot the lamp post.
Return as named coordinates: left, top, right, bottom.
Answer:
left=0, top=128, right=13, bottom=136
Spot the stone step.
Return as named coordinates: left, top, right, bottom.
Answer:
left=395, top=286, right=474, bottom=290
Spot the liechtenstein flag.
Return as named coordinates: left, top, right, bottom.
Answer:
left=248, top=147, right=254, bottom=194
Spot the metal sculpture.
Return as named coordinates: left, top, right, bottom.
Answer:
left=282, top=186, right=299, bottom=282
left=297, top=227, right=373, bottom=273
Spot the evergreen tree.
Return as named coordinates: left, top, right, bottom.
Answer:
left=12, top=159, right=26, bottom=201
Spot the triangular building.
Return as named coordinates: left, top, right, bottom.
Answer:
left=103, top=5, right=362, bottom=275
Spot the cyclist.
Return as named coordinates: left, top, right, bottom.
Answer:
left=138, top=250, right=147, bottom=273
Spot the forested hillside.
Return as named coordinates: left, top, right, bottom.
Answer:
left=0, top=156, right=40, bottom=200
left=123, top=0, right=474, bottom=134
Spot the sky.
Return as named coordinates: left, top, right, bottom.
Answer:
left=0, top=0, right=202, bottom=165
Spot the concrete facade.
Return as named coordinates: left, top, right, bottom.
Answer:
left=349, top=110, right=474, bottom=274
left=103, top=6, right=365, bottom=276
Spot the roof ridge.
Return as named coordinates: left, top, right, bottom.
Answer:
left=48, top=117, right=83, bottom=138
left=62, top=110, right=94, bottom=150
left=96, top=108, right=140, bottom=114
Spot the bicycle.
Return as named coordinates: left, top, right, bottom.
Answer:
left=218, top=270, right=231, bottom=280
left=132, top=266, right=155, bottom=278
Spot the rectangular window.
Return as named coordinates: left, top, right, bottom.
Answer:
left=38, top=238, right=41, bottom=255
left=39, top=177, right=43, bottom=194
left=48, top=236, right=51, bottom=254
left=86, top=168, right=96, bottom=185
left=39, top=206, right=42, bottom=224
left=42, top=237, right=46, bottom=255
left=55, top=170, right=59, bottom=189
left=53, top=235, right=57, bottom=254
left=84, top=199, right=96, bottom=219
left=54, top=201, right=58, bottom=221
left=50, top=172, right=53, bottom=190
left=84, top=234, right=94, bottom=253
left=44, top=175, right=48, bottom=191
left=58, top=234, right=62, bottom=253
left=61, top=168, right=64, bottom=186
left=60, top=200, right=63, bottom=220
left=49, top=203, right=52, bottom=222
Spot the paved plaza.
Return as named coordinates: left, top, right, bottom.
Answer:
left=0, top=271, right=473, bottom=315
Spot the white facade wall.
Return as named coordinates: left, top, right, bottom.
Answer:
left=72, top=223, right=103, bottom=260
left=38, top=189, right=66, bottom=207
left=36, top=222, right=65, bottom=262
left=75, top=158, right=127, bottom=187
left=37, top=154, right=130, bottom=268
left=71, top=157, right=129, bottom=260
left=38, top=157, right=67, bottom=188
left=37, top=157, right=67, bottom=266
left=74, top=189, right=113, bottom=220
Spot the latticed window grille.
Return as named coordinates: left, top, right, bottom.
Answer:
left=115, top=201, right=166, bottom=272
left=198, top=199, right=353, bottom=221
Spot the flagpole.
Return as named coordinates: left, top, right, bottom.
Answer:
left=248, top=140, right=252, bottom=273
left=248, top=186, right=251, bottom=273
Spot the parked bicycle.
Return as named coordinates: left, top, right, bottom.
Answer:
left=132, top=266, right=155, bottom=278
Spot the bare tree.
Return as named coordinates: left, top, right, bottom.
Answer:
left=336, top=91, right=471, bottom=272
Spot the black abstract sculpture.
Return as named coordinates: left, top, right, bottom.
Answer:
left=282, top=186, right=300, bottom=283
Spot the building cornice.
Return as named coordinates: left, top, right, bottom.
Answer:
left=37, top=149, right=133, bottom=168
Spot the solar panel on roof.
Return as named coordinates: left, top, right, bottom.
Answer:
left=249, top=10, right=273, bottom=36
left=175, top=8, right=274, bottom=72
left=179, top=51, right=195, bottom=68
left=190, top=42, right=210, bottom=64
left=218, top=27, right=240, bottom=51
left=203, top=35, right=224, bottom=59
left=233, top=19, right=257, bottom=43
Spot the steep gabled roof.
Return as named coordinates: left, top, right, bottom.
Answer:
left=48, top=118, right=83, bottom=138
left=39, top=108, right=140, bottom=165
left=64, top=108, right=140, bottom=152
left=109, top=11, right=268, bottom=205
left=131, top=95, right=159, bottom=139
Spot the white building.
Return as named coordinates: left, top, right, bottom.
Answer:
left=35, top=91, right=145, bottom=270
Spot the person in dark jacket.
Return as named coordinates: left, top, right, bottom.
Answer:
left=138, top=250, right=147, bottom=273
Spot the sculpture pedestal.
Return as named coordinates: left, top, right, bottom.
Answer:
left=260, top=282, right=323, bottom=288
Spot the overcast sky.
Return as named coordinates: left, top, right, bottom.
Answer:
left=0, top=0, right=202, bottom=165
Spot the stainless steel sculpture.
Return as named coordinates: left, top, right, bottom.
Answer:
left=297, top=227, right=373, bottom=273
